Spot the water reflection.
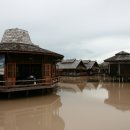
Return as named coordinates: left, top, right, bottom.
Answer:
left=59, top=82, right=101, bottom=91
left=58, top=83, right=80, bottom=93
left=83, top=82, right=108, bottom=100
left=58, top=82, right=88, bottom=92
left=59, top=81, right=130, bottom=111
left=58, top=82, right=130, bottom=130
left=0, top=82, right=130, bottom=130
left=103, top=83, right=130, bottom=111
left=0, top=95, right=65, bottom=130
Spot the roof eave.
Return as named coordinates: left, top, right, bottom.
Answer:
left=0, top=50, right=64, bottom=58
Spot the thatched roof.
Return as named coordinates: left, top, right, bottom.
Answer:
left=0, top=28, right=63, bottom=58
left=0, top=42, right=63, bottom=57
left=104, top=51, right=130, bottom=62
left=1, top=28, right=32, bottom=44
left=57, top=59, right=86, bottom=70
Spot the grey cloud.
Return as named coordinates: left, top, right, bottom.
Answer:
left=0, top=0, right=130, bottom=62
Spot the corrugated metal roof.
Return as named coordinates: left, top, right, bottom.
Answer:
left=104, top=51, right=130, bottom=62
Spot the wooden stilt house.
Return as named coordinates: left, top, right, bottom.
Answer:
left=83, top=60, right=99, bottom=75
left=0, top=28, right=63, bottom=92
left=104, top=51, right=130, bottom=79
left=57, top=59, right=86, bottom=76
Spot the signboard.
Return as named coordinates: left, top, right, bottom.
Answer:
left=0, top=55, right=5, bottom=75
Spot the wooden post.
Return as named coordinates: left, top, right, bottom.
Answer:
left=8, top=93, right=11, bottom=98
left=26, top=91, right=29, bottom=96
left=113, top=76, right=114, bottom=82
left=119, top=77, right=120, bottom=83
left=103, top=74, right=105, bottom=81
left=108, top=64, right=110, bottom=75
left=118, top=63, right=120, bottom=76
left=122, top=77, right=123, bottom=82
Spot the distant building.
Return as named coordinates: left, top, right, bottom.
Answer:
left=57, top=59, right=86, bottom=76
left=104, top=51, right=130, bottom=78
left=83, top=60, right=99, bottom=75
left=100, top=62, right=109, bottom=74
left=0, top=28, right=63, bottom=92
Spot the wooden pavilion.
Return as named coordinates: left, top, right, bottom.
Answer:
left=0, top=28, right=63, bottom=92
left=104, top=51, right=130, bottom=80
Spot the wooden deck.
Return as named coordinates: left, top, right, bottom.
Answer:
left=0, top=77, right=59, bottom=92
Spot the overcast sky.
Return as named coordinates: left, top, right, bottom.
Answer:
left=0, top=0, right=130, bottom=62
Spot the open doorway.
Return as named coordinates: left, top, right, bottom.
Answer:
left=16, top=64, right=42, bottom=84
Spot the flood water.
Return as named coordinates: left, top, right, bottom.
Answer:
left=0, top=81, right=130, bottom=130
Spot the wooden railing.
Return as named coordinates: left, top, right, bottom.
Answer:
left=0, top=77, right=59, bottom=88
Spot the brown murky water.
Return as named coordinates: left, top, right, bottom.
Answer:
left=0, top=82, right=130, bottom=130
